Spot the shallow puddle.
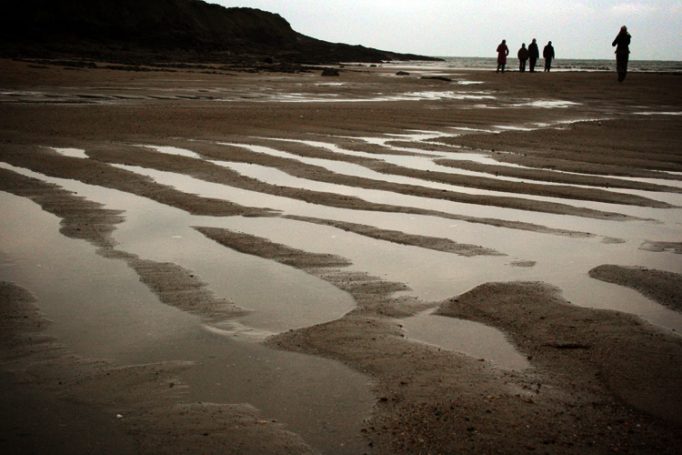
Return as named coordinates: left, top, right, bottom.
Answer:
left=1, top=163, right=354, bottom=335
left=401, top=311, right=531, bottom=370
left=140, top=144, right=202, bottom=159
left=634, top=111, right=682, bottom=116
left=0, top=193, right=196, bottom=356
left=206, top=158, right=681, bottom=243
left=113, top=161, right=589, bottom=241
left=51, top=147, right=89, bottom=159
left=229, top=138, right=673, bottom=217
left=606, top=174, right=682, bottom=191
left=2, top=156, right=681, bottom=451
left=213, top=141, right=648, bottom=219
left=0, top=179, right=373, bottom=454
left=119, top=324, right=374, bottom=454
left=262, top=90, right=496, bottom=103
left=3, top=147, right=681, bottom=345
left=509, top=100, right=581, bottom=109
left=99, top=163, right=682, bottom=333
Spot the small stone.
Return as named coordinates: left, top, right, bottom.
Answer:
left=321, top=68, right=340, bottom=77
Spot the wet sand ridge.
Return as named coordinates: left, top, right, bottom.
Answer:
left=1, top=58, right=682, bottom=454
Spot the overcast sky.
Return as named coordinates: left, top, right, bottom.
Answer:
left=212, top=0, right=682, bottom=60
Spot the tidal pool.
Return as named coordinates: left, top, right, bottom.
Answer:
left=102, top=163, right=682, bottom=334
left=401, top=311, right=531, bottom=371
left=0, top=168, right=373, bottom=454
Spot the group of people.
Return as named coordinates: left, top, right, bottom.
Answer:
left=495, top=39, right=554, bottom=73
left=495, top=26, right=632, bottom=81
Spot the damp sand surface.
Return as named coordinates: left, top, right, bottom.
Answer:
left=0, top=190, right=373, bottom=454
left=2, top=59, right=682, bottom=454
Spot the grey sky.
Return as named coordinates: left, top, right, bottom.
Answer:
left=212, top=0, right=682, bottom=60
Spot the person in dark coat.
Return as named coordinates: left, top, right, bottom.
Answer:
left=543, top=41, right=555, bottom=72
left=517, top=43, right=529, bottom=72
left=528, top=38, right=540, bottom=72
left=496, top=40, right=509, bottom=73
left=612, top=25, right=631, bottom=82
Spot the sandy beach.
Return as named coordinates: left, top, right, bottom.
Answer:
left=1, top=58, right=682, bottom=454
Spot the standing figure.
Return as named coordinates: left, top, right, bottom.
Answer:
left=496, top=40, right=509, bottom=73
left=528, top=38, right=540, bottom=72
left=612, top=25, right=631, bottom=82
left=517, top=43, right=529, bottom=72
left=543, top=41, right=555, bottom=72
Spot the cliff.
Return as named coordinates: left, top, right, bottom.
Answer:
left=0, top=0, right=440, bottom=64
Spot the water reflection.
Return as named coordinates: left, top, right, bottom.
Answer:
left=0, top=181, right=373, bottom=455
left=402, top=310, right=530, bottom=371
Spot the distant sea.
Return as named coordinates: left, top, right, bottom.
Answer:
left=386, top=57, right=682, bottom=73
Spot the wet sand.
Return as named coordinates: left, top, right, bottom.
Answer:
left=1, top=58, right=682, bottom=454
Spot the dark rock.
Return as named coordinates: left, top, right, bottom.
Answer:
left=321, top=68, right=340, bottom=77
left=421, top=76, right=452, bottom=82
left=396, top=71, right=410, bottom=76
left=543, top=342, right=591, bottom=350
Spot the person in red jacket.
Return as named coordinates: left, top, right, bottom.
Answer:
left=496, top=40, right=509, bottom=73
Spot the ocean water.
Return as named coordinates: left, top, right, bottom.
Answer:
left=386, top=57, right=682, bottom=73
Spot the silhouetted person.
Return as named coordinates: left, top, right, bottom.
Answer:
left=612, top=25, right=631, bottom=82
left=543, top=41, right=555, bottom=72
left=528, top=39, right=539, bottom=72
left=517, top=43, right=529, bottom=72
left=496, top=40, right=509, bottom=73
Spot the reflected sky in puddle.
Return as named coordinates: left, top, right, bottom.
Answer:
left=0, top=192, right=197, bottom=356
left=52, top=147, right=88, bottom=159
left=119, top=160, right=576, bottom=234
left=0, top=171, right=372, bottom=454
left=0, top=162, right=543, bottom=367
left=216, top=141, right=641, bottom=216
left=140, top=144, right=202, bottom=159
left=401, top=90, right=495, bottom=100
left=5, top=136, right=681, bottom=346
left=634, top=111, right=682, bottom=116
left=2, top=158, right=681, bottom=447
left=247, top=136, right=660, bottom=210
left=216, top=142, right=386, bottom=179
left=508, top=100, right=581, bottom=108
left=606, top=174, right=682, bottom=190
left=261, top=90, right=497, bottom=103
left=494, top=125, right=537, bottom=131
left=97, top=163, right=682, bottom=333
left=430, top=150, right=522, bottom=166
left=118, top=207, right=356, bottom=334
left=208, top=158, right=680, bottom=242
left=401, top=311, right=531, bottom=370
left=213, top=215, right=682, bottom=331
left=0, top=163, right=353, bottom=335
left=223, top=139, right=682, bottom=222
